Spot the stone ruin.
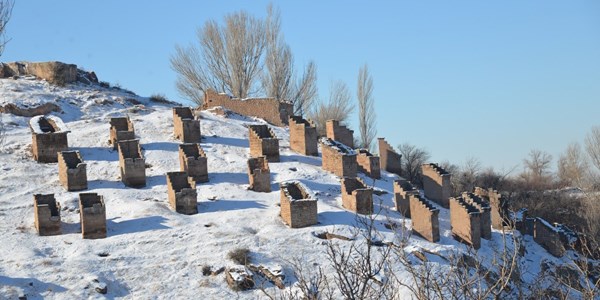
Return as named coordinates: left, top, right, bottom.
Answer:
left=29, top=115, right=69, bottom=163
left=109, top=117, right=135, bottom=150
left=173, top=107, right=201, bottom=143
left=378, top=138, right=402, bottom=176
left=167, top=171, right=198, bottom=215
left=462, top=192, right=492, bottom=239
left=33, top=194, right=61, bottom=236
left=356, top=149, right=381, bottom=179
left=118, top=139, right=146, bottom=187
left=280, top=181, right=318, bottom=228
left=474, top=187, right=509, bottom=230
left=289, top=116, right=318, bottom=156
left=409, top=194, right=440, bottom=242
left=393, top=179, right=419, bottom=218
left=320, top=138, right=357, bottom=178
left=226, top=266, right=255, bottom=290
left=79, top=193, right=106, bottom=239
left=1, top=61, right=78, bottom=85
left=450, top=196, right=482, bottom=249
left=519, top=217, right=578, bottom=257
left=247, top=156, right=271, bottom=193
left=58, top=150, right=87, bottom=191
left=203, top=90, right=293, bottom=126
left=422, top=163, right=452, bottom=208
left=341, top=177, right=373, bottom=215
left=179, top=143, right=208, bottom=183
left=326, top=120, right=354, bottom=148
left=248, top=125, right=280, bottom=162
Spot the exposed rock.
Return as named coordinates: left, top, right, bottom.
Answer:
left=0, top=102, right=62, bottom=117
left=225, top=266, right=254, bottom=291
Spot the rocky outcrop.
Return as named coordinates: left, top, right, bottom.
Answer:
left=0, top=61, right=98, bottom=86
left=0, top=102, right=62, bottom=117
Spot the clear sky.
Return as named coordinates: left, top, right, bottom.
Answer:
left=3, top=1, right=599, bottom=173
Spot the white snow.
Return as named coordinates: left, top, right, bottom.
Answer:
left=29, top=115, right=69, bottom=134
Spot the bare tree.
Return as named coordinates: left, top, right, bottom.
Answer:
left=356, top=64, right=377, bottom=151
left=397, top=143, right=430, bottom=187
left=521, top=149, right=553, bottom=190
left=0, top=0, right=13, bottom=57
left=557, top=142, right=590, bottom=189
left=310, top=81, right=354, bottom=136
left=585, top=126, right=600, bottom=173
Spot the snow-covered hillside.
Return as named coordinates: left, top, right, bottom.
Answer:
left=0, top=77, right=575, bottom=299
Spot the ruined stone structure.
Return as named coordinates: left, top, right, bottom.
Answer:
left=203, top=90, right=293, bottom=126
left=341, top=177, right=373, bottom=215
left=58, top=151, right=87, bottom=191
left=474, top=187, right=508, bottom=230
left=450, top=196, right=482, bottom=249
left=79, top=193, right=106, bottom=239
left=393, top=179, right=419, bottom=217
left=462, top=192, right=492, bottom=240
left=109, top=117, right=135, bottom=150
left=409, top=194, right=440, bottom=242
left=248, top=125, right=280, bottom=162
left=356, top=149, right=381, bottom=179
left=378, top=138, right=402, bottom=176
left=280, top=181, right=317, bottom=228
left=173, top=107, right=201, bottom=143
left=247, top=156, right=271, bottom=192
left=534, top=218, right=566, bottom=257
left=289, top=116, right=318, bottom=156
left=422, top=163, right=452, bottom=208
left=1, top=61, right=78, bottom=85
left=29, top=115, right=69, bottom=163
left=179, top=143, right=208, bottom=183
left=167, top=171, right=198, bottom=215
left=118, top=139, right=146, bottom=187
left=325, top=120, right=354, bottom=148
left=33, top=194, right=61, bottom=236
left=320, top=138, right=357, bottom=178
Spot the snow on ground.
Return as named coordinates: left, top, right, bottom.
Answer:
left=0, top=78, right=564, bottom=299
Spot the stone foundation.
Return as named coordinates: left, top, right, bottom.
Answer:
left=58, top=151, right=87, bottom=191
left=356, top=149, right=381, bottom=179
left=79, top=193, right=106, bottom=239
left=203, top=90, right=293, bottom=126
left=179, top=143, right=208, bottom=183
left=378, top=138, right=402, bottom=176
left=289, top=116, right=318, bottom=156
left=341, top=177, right=373, bottom=215
left=248, top=125, right=280, bottom=162
left=280, top=181, right=317, bottom=228
left=109, top=117, right=135, bottom=149
left=325, top=120, right=354, bottom=148
left=320, top=138, right=357, bottom=178
left=33, top=194, right=61, bottom=236
left=247, top=156, right=271, bottom=192
left=118, top=139, right=146, bottom=187
left=422, top=163, right=452, bottom=208
left=167, top=171, right=198, bottom=215
left=30, top=115, right=69, bottom=163
left=409, top=194, right=440, bottom=242
left=450, top=196, right=481, bottom=249
left=393, top=180, right=418, bottom=217
left=173, top=107, right=201, bottom=143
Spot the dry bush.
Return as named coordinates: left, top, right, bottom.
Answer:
left=228, top=247, right=251, bottom=265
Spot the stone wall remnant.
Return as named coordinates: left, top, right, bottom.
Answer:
left=462, top=192, right=492, bottom=240
left=450, top=196, right=482, bottom=249
left=320, top=138, right=357, bottom=178
left=179, top=143, right=208, bottom=183
left=474, top=187, right=509, bottom=230
left=409, top=194, right=440, bottom=243
left=422, top=163, right=452, bottom=208
left=58, top=150, right=87, bottom=191
left=534, top=218, right=566, bottom=257
left=1, top=61, right=77, bottom=85
left=325, top=120, right=354, bottom=148
left=378, top=138, right=402, bottom=176
left=393, top=179, right=419, bottom=217
left=173, top=107, right=201, bottom=143
left=356, top=149, right=381, bottom=179
left=33, top=194, right=61, bottom=236
left=79, top=193, right=106, bottom=239
left=289, top=116, right=318, bottom=156
left=118, top=139, right=146, bottom=187
left=29, top=115, right=69, bottom=163
left=280, top=181, right=317, bottom=228
left=167, top=171, right=198, bottom=215
left=248, top=125, right=280, bottom=162
left=341, top=177, right=373, bottom=215
left=203, top=90, right=293, bottom=126
left=109, top=117, right=135, bottom=149
left=247, top=156, right=271, bottom=192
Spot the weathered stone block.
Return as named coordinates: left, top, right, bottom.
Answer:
left=534, top=218, right=566, bottom=257
left=179, top=143, right=208, bottom=183
left=289, top=116, right=318, bottom=156
left=29, top=115, right=69, bottom=163
left=173, top=107, right=201, bottom=143
left=341, top=177, right=373, bottom=215
left=280, top=181, right=317, bottom=228
left=58, top=151, right=87, bottom=191
left=356, top=149, right=381, bottom=179
left=474, top=187, right=508, bottom=230
left=409, top=194, right=440, bottom=243
left=167, top=171, right=197, bottom=215
left=203, top=90, right=293, bottom=126
left=79, top=193, right=106, bottom=239
left=378, top=138, right=402, bottom=176
left=326, top=120, right=354, bottom=148
left=320, top=138, right=357, bottom=178
left=109, top=117, right=135, bottom=150
left=422, top=163, right=452, bottom=208
left=393, top=179, right=418, bottom=217
left=247, top=156, right=271, bottom=193
left=462, top=192, right=492, bottom=240
left=248, top=125, right=279, bottom=162
left=118, top=139, right=146, bottom=187
left=450, top=196, right=481, bottom=249
left=33, top=194, right=61, bottom=236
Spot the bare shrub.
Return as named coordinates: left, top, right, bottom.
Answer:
left=397, top=143, right=430, bottom=187
left=310, top=81, right=354, bottom=136
left=228, top=247, right=251, bottom=265
left=0, top=0, right=14, bottom=58
left=148, top=93, right=171, bottom=104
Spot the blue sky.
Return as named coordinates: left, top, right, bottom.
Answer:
left=3, top=1, right=599, bottom=172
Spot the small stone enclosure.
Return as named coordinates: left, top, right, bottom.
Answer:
left=247, top=156, right=271, bottom=193
left=356, top=149, right=381, bottom=179
left=320, top=138, right=357, bottom=178
left=280, top=181, right=318, bottom=228
left=393, top=180, right=419, bottom=217
left=378, top=138, right=402, bottom=176
left=118, top=139, right=146, bottom=187
left=58, top=151, right=87, bottom=191
left=341, top=177, right=373, bottom=215
left=30, top=115, right=69, bottom=163
left=450, top=196, right=482, bottom=249
left=422, top=163, right=452, bottom=208
left=409, top=194, right=440, bottom=243
left=34, top=194, right=61, bottom=236
left=289, top=116, right=318, bottom=156
left=326, top=120, right=354, bottom=148
left=167, top=171, right=198, bottom=215
left=203, top=90, right=293, bottom=126
left=248, top=125, right=280, bottom=162
left=179, top=143, right=208, bottom=183
left=109, top=117, right=135, bottom=149
left=173, top=107, right=201, bottom=143
left=79, top=193, right=106, bottom=239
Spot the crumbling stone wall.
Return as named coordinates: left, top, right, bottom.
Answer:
left=280, top=181, right=317, bottom=228
left=534, top=218, right=566, bottom=257
left=179, top=143, right=208, bottom=183
left=422, top=163, right=452, bottom=208
left=203, top=90, right=293, bottom=126
left=248, top=125, right=280, bottom=162
left=247, top=156, right=271, bottom=192
left=173, top=107, right=201, bottom=143
left=30, top=116, right=69, bottom=163
left=33, top=194, right=61, bottom=236
left=79, top=193, right=106, bottom=239
left=326, top=120, right=354, bottom=148
left=450, top=196, right=482, bottom=249
left=341, top=177, right=373, bottom=215
left=356, top=149, right=381, bottom=179
left=320, top=138, right=357, bottom=178
left=58, top=151, right=87, bottom=191
left=167, top=171, right=198, bottom=215
left=289, top=116, right=318, bottom=156
left=109, top=117, right=135, bottom=150
left=474, top=187, right=508, bottom=230
left=393, top=179, right=418, bottom=217
left=118, top=139, right=146, bottom=187
left=462, top=192, right=492, bottom=240
left=377, top=138, right=402, bottom=176
left=1, top=61, right=77, bottom=85
left=409, top=194, right=440, bottom=242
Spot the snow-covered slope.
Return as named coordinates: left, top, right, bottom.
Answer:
left=0, top=78, right=570, bottom=299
